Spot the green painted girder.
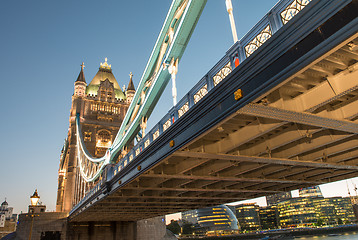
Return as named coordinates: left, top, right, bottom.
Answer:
left=110, top=0, right=207, bottom=160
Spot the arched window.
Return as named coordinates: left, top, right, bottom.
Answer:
left=96, top=130, right=112, bottom=148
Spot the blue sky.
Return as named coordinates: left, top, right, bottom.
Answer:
left=0, top=0, right=356, bottom=215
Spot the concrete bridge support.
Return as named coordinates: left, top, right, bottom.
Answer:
left=68, top=221, right=136, bottom=240
left=15, top=214, right=167, bottom=240
left=67, top=216, right=167, bottom=240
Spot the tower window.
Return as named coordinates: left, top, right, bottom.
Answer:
left=96, top=130, right=112, bottom=148
left=101, top=90, right=106, bottom=99
left=84, top=132, right=92, bottom=141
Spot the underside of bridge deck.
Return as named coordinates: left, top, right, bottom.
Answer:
left=69, top=0, right=358, bottom=222
left=71, top=33, right=358, bottom=222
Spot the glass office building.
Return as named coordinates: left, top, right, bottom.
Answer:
left=277, top=196, right=356, bottom=228
left=299, top=186, right=323, bottom=198
left=235, top=203, right=261, bottom=231
left=266, top=192, right=292, bottom=206
left=182, top=205, right=239, bottom=235
left=259, top=206, right=278, bottom=229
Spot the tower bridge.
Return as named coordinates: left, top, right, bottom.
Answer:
left=56, top=0, right=358, bottom=235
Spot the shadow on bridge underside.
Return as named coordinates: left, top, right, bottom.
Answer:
left=70, top=0, right=358, bottom=222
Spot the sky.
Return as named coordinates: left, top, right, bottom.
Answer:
left=0, top=0, right=357, bottom=219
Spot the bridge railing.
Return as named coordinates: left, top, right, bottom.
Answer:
left=113, top=0, right=313, bottom=177
left=72, top=0, right=314, bottom=213
left=73, top=179, right=103, bottom=212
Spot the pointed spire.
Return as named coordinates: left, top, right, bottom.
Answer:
left=75, top=62, right=86, bottom=83
left=127, top=72, right=135, bottom=91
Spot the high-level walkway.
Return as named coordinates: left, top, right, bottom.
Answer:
left=70, top=0, right=358, bottom=222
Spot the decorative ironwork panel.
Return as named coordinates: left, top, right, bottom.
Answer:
left=153, top=129, right=160, bottom=141
left=178, top=102, right=189, bottom=118
left=213, top=62, right=232, bottom=86
left=135, top=148, right=140, bottom=156
left=194, top=84, right=208, bottom=104
left=281, top=0, right=312, bottom=25
left=245, top=25, right=272, bottom=57
left=163, top=119, right=171, bottom=132
left=144, top=139, right=150, bottom=148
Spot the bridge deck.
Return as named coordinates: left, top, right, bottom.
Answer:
left=69, top=0, right=358, bottom=221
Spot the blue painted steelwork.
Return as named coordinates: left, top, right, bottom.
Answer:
left=109, top=0, right=320, bottom=180
left=69, top=0, right=358, bottom=216
left=76, top=0, right=318, bottom=183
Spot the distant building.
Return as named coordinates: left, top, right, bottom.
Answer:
left=277, top=197, right=316, bottom=228
left=331, top=197, right=356, bottom=223
left=0, top=200, right=13, bottom=220
left=312, top=198, right=336, bottom=225
left=266, top=192, right=292, bottom=206
left=277, top=196, right=355, bottom=228
left=350, top=196, right=358, bottom=220
left=182, top=205, right=238, bottom=235
left=0, top=200, right=17, bottom=238
left=259, top=206, right=278, bottom=230
left=182, top=209, right=198, bottom=225
left=299, top=186, right=323, bottom=198
left=226, top=205, right=236, bottom=216
left=235, top=203, right=261, bottom=231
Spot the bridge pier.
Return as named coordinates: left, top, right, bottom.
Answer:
left=68, top=221, right=135, bottom=240
left=67, top=216, right=167, bottom=240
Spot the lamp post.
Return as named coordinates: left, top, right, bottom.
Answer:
left=28, top=189, right=40, bottom=240
left=225, top=0, right=238, bottom=43
left=30, top=190, right=40, bottom=208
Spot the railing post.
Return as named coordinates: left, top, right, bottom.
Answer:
left=227, top=41, right=245, bottom=69
left=188, top=92, right=195, bottom=108
left=205, top=74, right=213, bottom=92
left=267, top=10, right=283, bottom=34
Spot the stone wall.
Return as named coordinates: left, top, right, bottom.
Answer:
left=136, top=216, right=166, bottom=240
left=15, top=213, right=167, bottom=240
left=0, top=220, right=16, bottom=238
left=15, top=212, right=68, bottom=240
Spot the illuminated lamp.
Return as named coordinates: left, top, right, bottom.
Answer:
left=30, top=189, right=40, bottom=206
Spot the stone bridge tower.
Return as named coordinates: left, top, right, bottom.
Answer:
left=56, top=59, right=135, bottom=212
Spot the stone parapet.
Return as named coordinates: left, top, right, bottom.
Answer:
left=16, top=212, right=68, bottom=240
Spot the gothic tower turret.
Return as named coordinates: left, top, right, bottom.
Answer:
left=74, top=63, right=86, bottom=97
left=126, top=72, right=136, bottom=104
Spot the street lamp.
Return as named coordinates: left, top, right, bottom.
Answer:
left=28, top=189, right=42, bottom=240
left=30, top=190, right=40, bottom=206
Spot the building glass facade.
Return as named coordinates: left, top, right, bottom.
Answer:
left=266, top=192, right=292, bottom=206
left=277, top=196, right=356, bottom=228
left=278, top=197, right=316, bottom=228
left=182, top=205, right=238, bottom=235
left=299, top=186, right=323, bottom=198
left=331, top=197, right=356, bottom=224
left=259, top=206, right=278, bottom=230
left=235, top=203, right=261, bottom=231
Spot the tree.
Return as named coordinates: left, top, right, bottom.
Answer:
left=166, top=220, right=181, bottom=235
left=337, top=218, right=343, bottom=225
left=181, top=223, right=194, bottom=234
left=316, top=218, right=324, bottom=226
